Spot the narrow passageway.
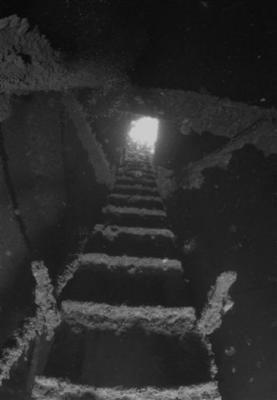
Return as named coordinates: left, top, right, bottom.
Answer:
left=32, top=140, right=220, bottom=398
left=0, top=4, right=277, bottom=399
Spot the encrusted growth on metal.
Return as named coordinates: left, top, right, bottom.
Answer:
left=33, top=376, right=221, bottom=400
left=0, top=261, right=60, bottom=385
left=62, top=301, right=196, bottom=336
left=93, top=224, right=175, bottom=241
left=103, top=205, right=166, bottom=217
left=109, top=194, right=162, bottom=203
left=114, top=183, right=158, bottom=193
left=198, top=271, right=237, bottom=336
left=0, top=15, right=120, bottom=95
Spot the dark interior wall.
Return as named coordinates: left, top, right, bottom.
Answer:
left=61, top=110, right=109, bottom=236
left=158, top=141, right=277, bottom=399
left=0, top=156, right=32, bottom=348
left=1, top=93, right=67, bottom=272
left=75, top=88, right=130, bottom=168
left=0, top=92, right=66, bottom=346
left=0, top=146, right=29, bottom=303
left=89, top=116, right=128, bottom=167
left=0, top=91, right=115, bottom=346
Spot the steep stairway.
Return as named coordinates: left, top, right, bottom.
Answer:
left=32, top=147, right=221, bottom=399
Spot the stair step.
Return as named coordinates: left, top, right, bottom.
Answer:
left=61, top=301, right=196, bottom=335
left=33, top=376, right=221, bottom=399
left=93, top=224, right=175, bottom=240
left=72, top=253, right=183, bottom=273
left=124, top=162, right=152, bottom=168
left=43, top=303, right=211, bottom=387
left=102, top=205, right=166, bottom=227
left=125, top=154, right=151, bottom=162
left=103, top=205, right=166, bottom=218
left=117, top=176, right=156, bottom=185
left=87, top=225, right=176, bottom=257
left=61, top=253, right=190, bottom=306
left=113, top=184, right=158, bottom=196
left=120, top=165, right=153, bottom=174
left=124, top=160, right=152, bottom=166
left=124, top=161, right=152, bottom=168
left=118, top=168, right=155, bottom=179
left=108, top=194, right=163, bottom=209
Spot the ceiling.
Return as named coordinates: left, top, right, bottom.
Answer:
left=1, top=0, right=277, bottom=106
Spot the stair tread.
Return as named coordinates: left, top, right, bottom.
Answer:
left=117, top=176, right=156, bottom=184
left=114, top=184, right=158, bottom=195
left=60, top=254, right=189, bottom=306
left=68, top=253, right=183, bottom=273
left=125, top=161, right=152, bottom=166
left=118, top=169, right=155, bottom=177
left=107, top=194, right=164, bottom=211
left=122, top=168, right=153, bottom=174
left=115, top=183, right=156, bottom=190
left=58, top=253, right=184, bottom=295
left=33, top=376, right=221, bottom=400
left=93, top=224, right=175, bottom=240
left=61, top=300, right=196, bottom=336
left=43, top=309, right=211, bottom=388
left=89, top=225, right=176, bottom=258
left=103, top=205, right=166, bottom=218
left=109, top=194, right=162, bottom=202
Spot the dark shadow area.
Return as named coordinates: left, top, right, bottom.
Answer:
left=103, top=211, right=167, bottom=228
left=164, top=144, right=277, bottom=399
left=108, top=194, right=163, bottom=209
left=61, top=268, right=191, bottom=307
left=88, top=228, right=177, bottom=258
left=44, top=323, right=211, bottom=388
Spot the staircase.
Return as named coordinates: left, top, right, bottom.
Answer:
left=32, top=146, right=221, bottom=399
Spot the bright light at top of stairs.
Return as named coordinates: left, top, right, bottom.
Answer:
left=128, top=117, right=159, bottom=153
